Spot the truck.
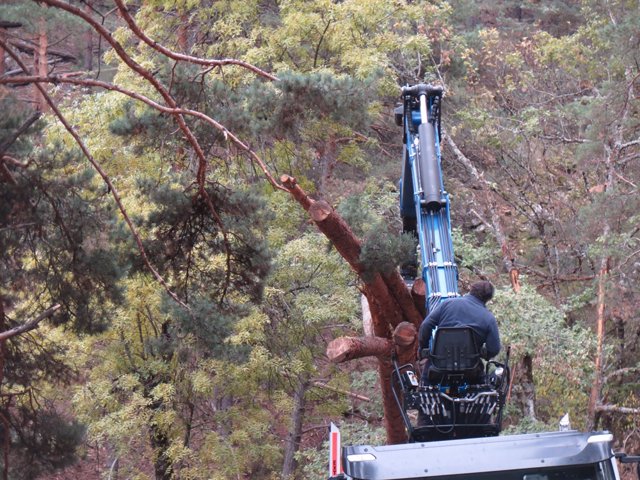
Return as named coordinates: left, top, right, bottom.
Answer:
left=330, top=426, right=639, bottom=480
left=327, top=84, right=640, bottom=480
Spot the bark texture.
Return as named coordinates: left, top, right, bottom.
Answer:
left=282, top=378, right=309, bottom=479
left=282, top=175, right=422, bottom=444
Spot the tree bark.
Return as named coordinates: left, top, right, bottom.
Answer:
left=282, top=175, right=421, bottom=444
left=281, top=378, right=309, bottom=479
left=410, top=278, right=427, bottom=318
left=83, top=1, right=93, bottom=71
left=588, top=256, right=610, bottom=428
left=515, top=353, right=536, bottom=420
left=36, top=17, right=48, bottom=112
left=177, top=13, right=188, bottom=52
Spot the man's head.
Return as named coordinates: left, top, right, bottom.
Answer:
left=469, top=280, right=494, bottom=304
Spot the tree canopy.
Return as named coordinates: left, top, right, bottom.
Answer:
left=1, top=0, right=639, bottom=478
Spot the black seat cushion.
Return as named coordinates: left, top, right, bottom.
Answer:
left=427, top=327, right=484, bottom=384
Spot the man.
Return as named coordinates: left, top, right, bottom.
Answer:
left=418, top=280, right=501, bottom=370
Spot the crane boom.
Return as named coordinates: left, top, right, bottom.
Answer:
left=398, top=84, right=458, bottom=313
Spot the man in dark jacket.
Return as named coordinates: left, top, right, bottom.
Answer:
left=419, top=280, right=501, bottom=366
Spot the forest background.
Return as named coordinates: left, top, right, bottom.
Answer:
left=0, top=0, right=639, bottom=479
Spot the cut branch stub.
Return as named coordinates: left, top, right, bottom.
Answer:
left=393, top=321, right=418, bottom=369
left=326, top=323, right=417, bottom=364
left=281, top=174, right=313, bottom=211
left=393, top=321, right=416, bottom=347
left=326, top=336, right=393, bottom=363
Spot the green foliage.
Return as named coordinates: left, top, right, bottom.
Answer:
left=501, top=415, right=557, bottom=436
left=297, top=420, right=386, bottom=479
left=452, top=227, right=499, bottom=274
left=0, top=91, right=129, bottom=476
left=492, top=284, right=594, bottom=426
left=6, top=0, right=640, bottom=476
left=2, top=409, right=86, bottom=480
left=359, top=230, right=416, bottom=281
left=349, top=370, right=385, bottom=420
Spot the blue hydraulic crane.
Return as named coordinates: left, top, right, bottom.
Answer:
left=326, top=84, right=640, bottom=480
left=397, top=84, right=459, bottom=314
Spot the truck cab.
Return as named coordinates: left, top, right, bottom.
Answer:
left=331, top=430, right=637, bottom=480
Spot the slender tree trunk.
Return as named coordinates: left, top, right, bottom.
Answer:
left=515, top=354, right=536, bottom=420
left=36, top=17, right=48, bottom=112
left=282, top=377, right=309, bottom=479
left=0, top=29, right=5, bottom=77
left=177, top=13, right=188, bottom=52
left=0, top=299, right=8, bottom=480
left=588, top=255, right=609, bottom=428
left=83, top=1, right=93, bottom=71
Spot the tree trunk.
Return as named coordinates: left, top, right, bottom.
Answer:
left=36, top=17, right=48, bottom=112
left=282, top=175, right=421, bottom=444
left=514, top=353, right=536, bottom=420
left=0, top=298, right=9, bottom=480
left=281, top=378, right=309, bottom=479
left=0, top=29, right=5, bottom=77
left=588, top=255, right=609, bottom=428
left=177, top=13, right=188, bottom=52
left=83, top=1, right=93, bottom=71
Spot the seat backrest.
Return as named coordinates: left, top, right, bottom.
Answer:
left=429, top=327, right=482, bottom=373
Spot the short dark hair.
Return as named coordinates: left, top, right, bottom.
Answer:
left=469, top=280, right=494, bottom=304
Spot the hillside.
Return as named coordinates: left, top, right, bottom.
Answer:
left=1, top=0, right=639, bottom=479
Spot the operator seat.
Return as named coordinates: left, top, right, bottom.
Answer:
left=426, top=327, right=485, bottom=386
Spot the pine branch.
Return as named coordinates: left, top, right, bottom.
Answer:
left=0, top=74, right=287, bottom=190
left=112, top=0, right=278, bottom=82
left=311, top=381, right=371, bottom=402
left=0, top=304, right=61, bottom=341
left=0, top=111, right=41, bottom=157
left=0, top=39, right=192, bottom=315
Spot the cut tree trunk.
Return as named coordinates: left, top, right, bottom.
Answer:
left=512, top=353, right=536, bottom=421
left=282, top=175, right=422, bottom=444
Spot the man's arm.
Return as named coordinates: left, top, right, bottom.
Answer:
left=418, top=306, right=442, bottom=349
left=485, top=314, right=501, bottom=359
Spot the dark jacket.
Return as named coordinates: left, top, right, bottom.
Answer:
left=418, top=294, right=501, bottom=359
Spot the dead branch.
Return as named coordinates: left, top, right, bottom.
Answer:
left=603, top=367, right=640, bottom=385
left=112, top=0, right=278, bottom=82
left=595, top=405, right=640, bottom=415
left=0, top=111, right=41, bottom=157
left=311, top=381, right=371, bottom=402
left=0, top=304, right=60, bottom=341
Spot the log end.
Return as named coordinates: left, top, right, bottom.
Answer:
left=280, top=174, right=296, bottom=188
left=326, top=337, right=352, bottom=363
left=309, top=200, right=333, bottom=222
left=393, top=321, right=417, bottom=347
